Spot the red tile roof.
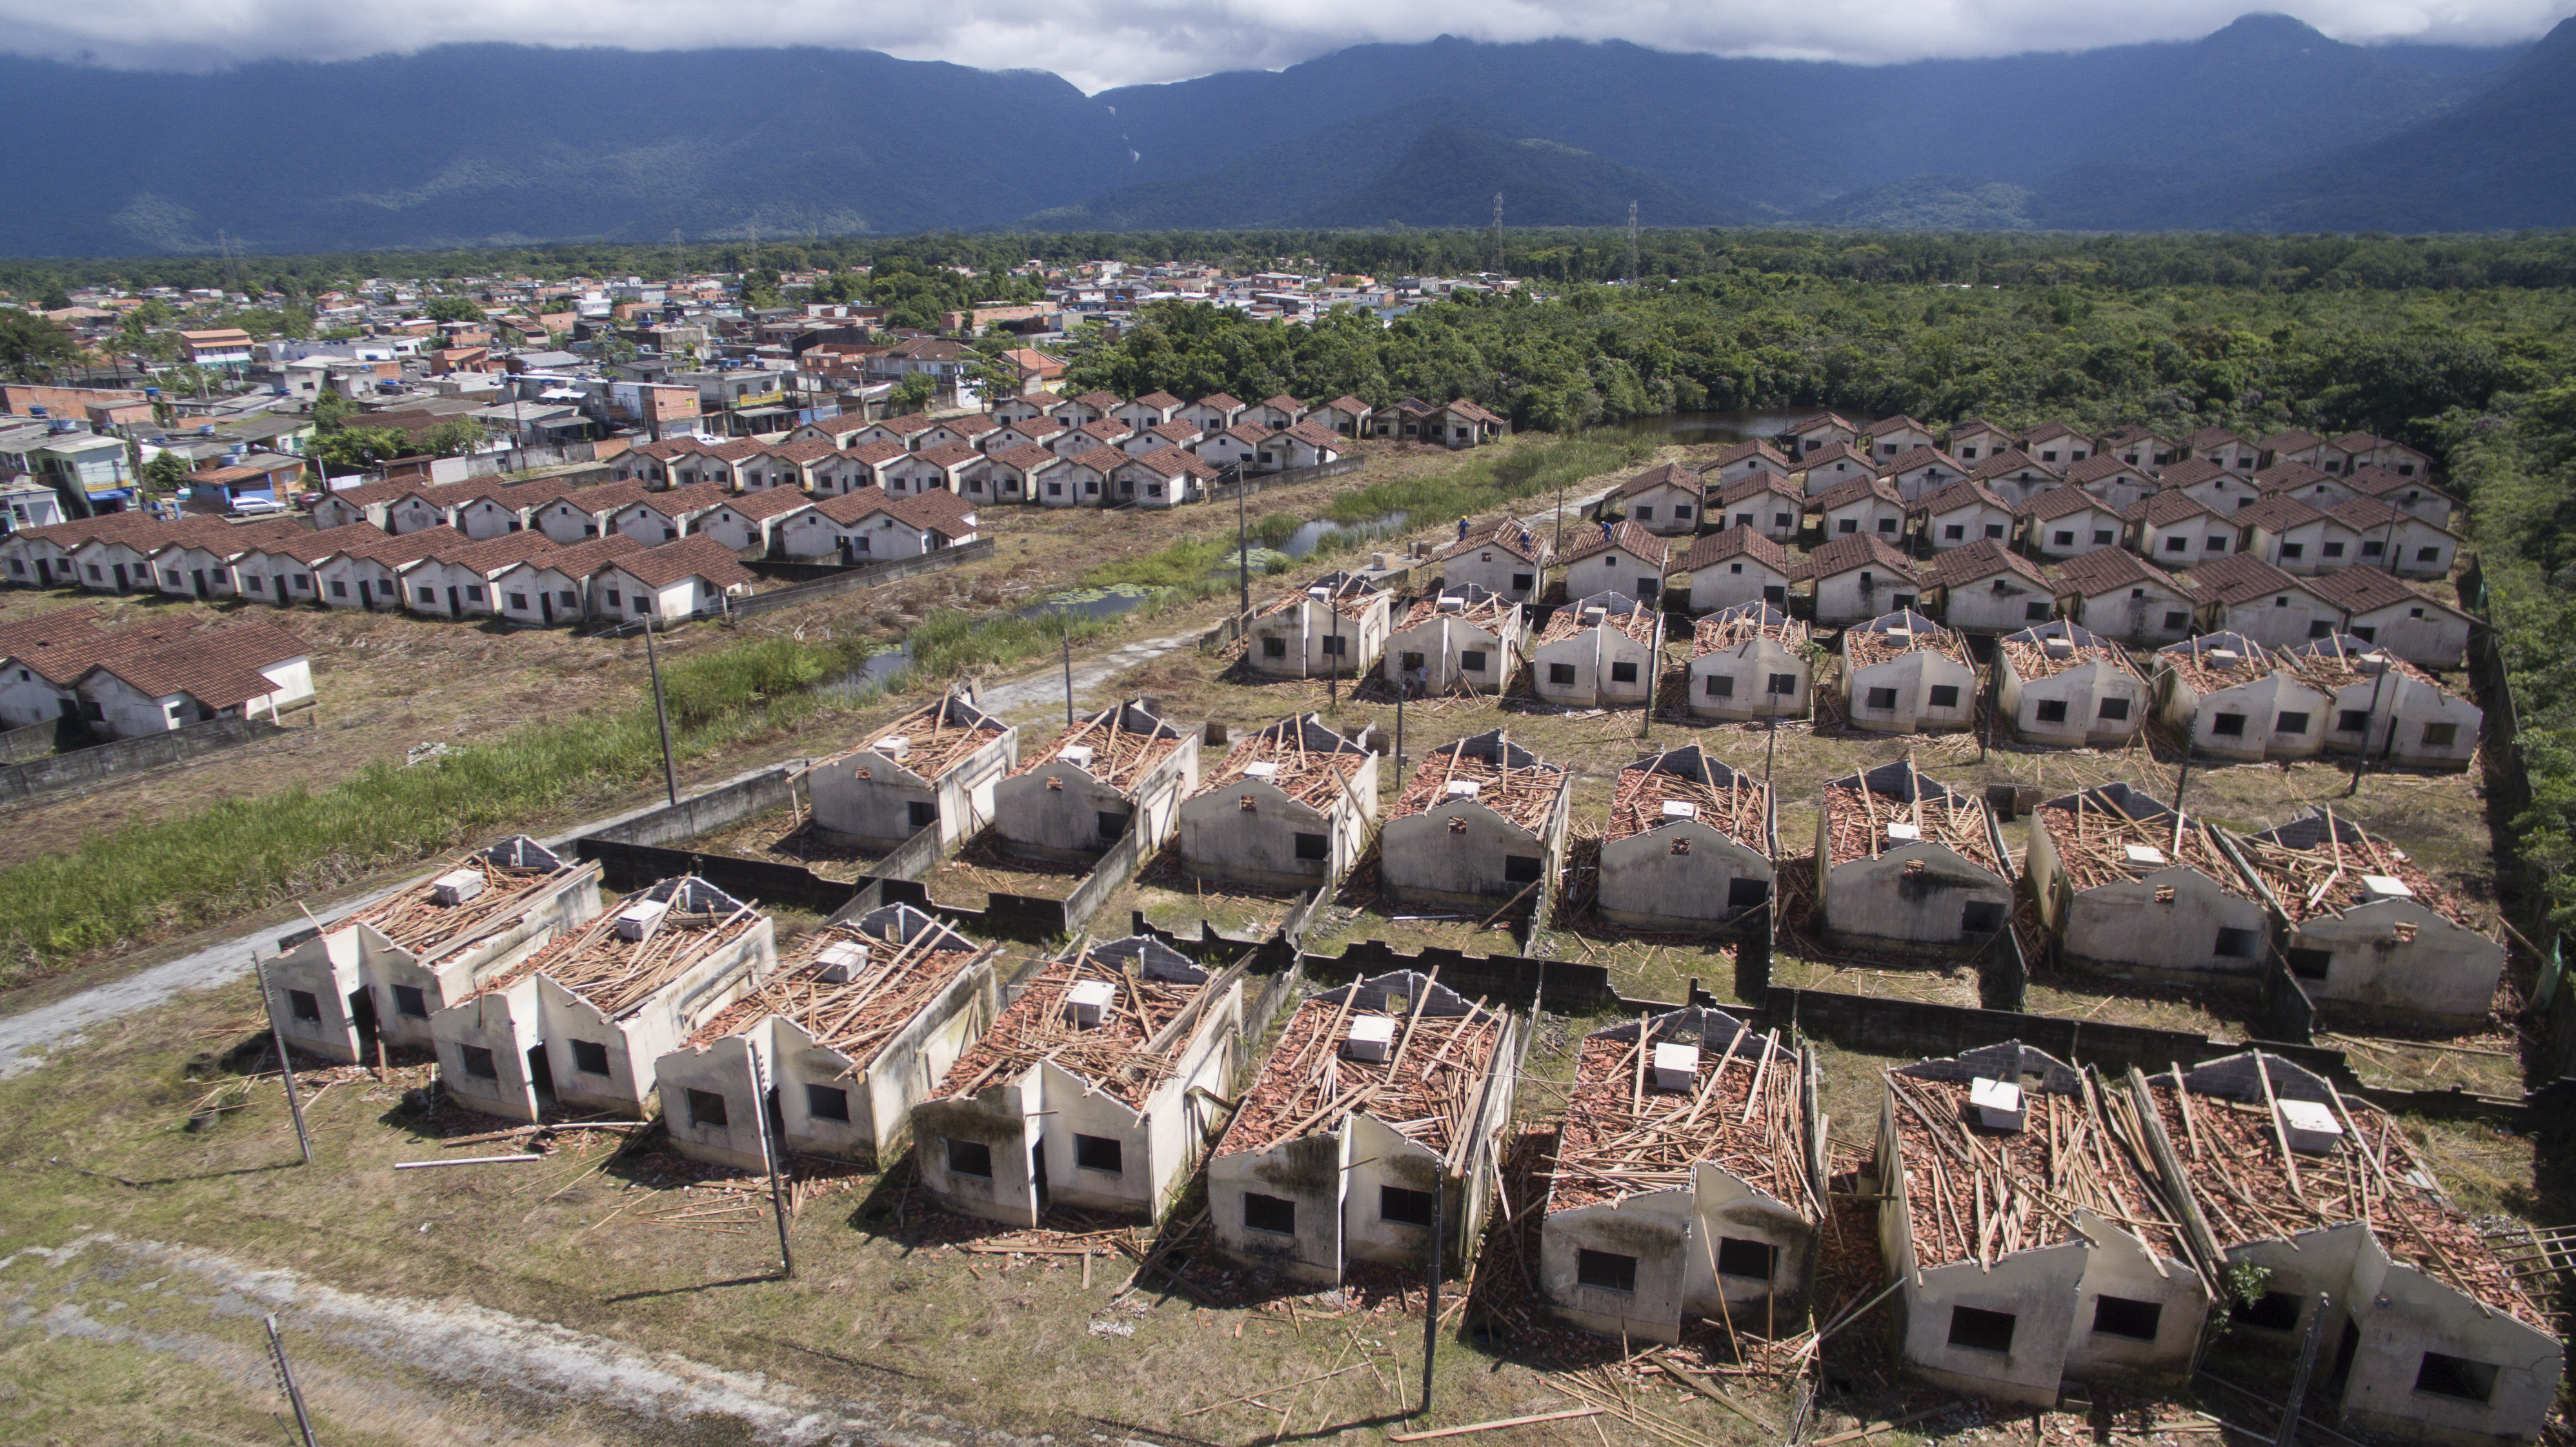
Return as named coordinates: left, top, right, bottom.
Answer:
left=2052, top=545, right=2178, bottom=598
left=1676, top=526, right=1789, bottom=574
left=2017, top=485, right=2115, bottom=520
left=85, top=621, right=307, bottom=708
left=1789, top=533, right=1917, bottom=583
left=604, top=534, right=757, bottom=591
left=1562, top=518, right=1671, bottom=566
left=1926, top=538, right=2051, bottom=591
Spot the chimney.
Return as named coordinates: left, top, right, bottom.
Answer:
left=615, top=898, right=670, bottom=941
left=1970, top=1077, right=2027, bottom=1131
left=430, top=869, right=485, bottom=906
left=815, top=939, right=870, bottom=984
left=1065, top=979, right=1116, bottom=1030
left=1650, top=1042, right=1699, bottom=1092
left=1343, top=1015, right=1394, bottom=1062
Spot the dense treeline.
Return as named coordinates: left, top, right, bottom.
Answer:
left=1066, top=278, right=2568, bottom=442
left=7, top=229, right=2576, bottom=300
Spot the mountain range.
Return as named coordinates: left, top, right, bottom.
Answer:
left=1, top=12, right=2568, bottom=255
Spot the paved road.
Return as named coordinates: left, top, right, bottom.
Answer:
left=0, top=477, right=1630, bottom=1079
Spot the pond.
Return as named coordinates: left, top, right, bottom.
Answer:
left=827, top=645, right=914, bottom=698
left=1584, top=409, right=1893, bottom=449
left=1019, top=582, right=1163, bottom=620
left=1274, top=509, right=1410, bottom=558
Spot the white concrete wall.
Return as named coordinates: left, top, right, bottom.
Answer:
left=1385, top=614, right=1517, bottom=696
left=1599, top=822, right=1772, bottom=932
left=1689, top=637, right=1810, bottom=722
left=1177, top=762, right=1376, bottom=890
left=1382, top=790, right=1567, bottom=910
left=2289, top=900, right=2503, bottom=1028
left=1846, top=651, right=1978, bottom=734
left=265, top=928, right=367, bottom=1062
left=430, top=975, right=546, bottom=1122
left=1819, top=838, right=2011, bottom=948
left=2000, top=659, right=2147, bottom=748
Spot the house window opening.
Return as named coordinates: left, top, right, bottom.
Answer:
left=1577, top=1249, right=1638, bottom=1293
left=1380, top=1186, right=1434, bottom=1226
left=1947, top=1306, right=2017, bottom=1354
left=2092, top=1296, right=2163, bottom=1341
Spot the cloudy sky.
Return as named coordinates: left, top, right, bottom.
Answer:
left=5, top=0, right=2570, bottom=91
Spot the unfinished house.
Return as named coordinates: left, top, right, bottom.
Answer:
left=2133, top=1055, right=2559, bottom=1446
left=912, top=938, right=1244, bottom=1226
left=265, top=836, right=601, bottom=1064
left=2024, top=782, right=2270, bottom=980
left=1879, top=1044, right=2208, bottom=1406
left=1796, top=535, right=1922, bottom=627
left=2184, top=554, right=2344, bottom=653
left=1245, top=572, right=1391, bottom=681
left=1178, top=714, right=1378, bottom=890
left=992, top=698, right=1200, bottom=862
left=2054, top=546, right=2198, bottom=648
left=2233, top=811, right=2504, bottom=1029
left=1926, top=540, right=2058, bottom=634
left=2289, top=636, right=2482, bottom=771
left=1677, top=526, right=1791, bottom=613
left=1995, top=621, right=2149, bottom=747
left=1542, top=1009, right=1823, bottom=1344
left=1688, top=603, right=1811, bottom=723
left=2308, top=568, right=2474, bottom=671
left=1433, top=517, right=1550, bottom=602
left=1381, top=730, right=1573, bottom=910
left=1531, top=591, right=1662, bottom=709
left=654, top=904, right=1003, bottom=1172
left=432, top=877, right=773, bottom=1124
left=1210, top=971, right=1518, bottom=1286
left=1562, top=520, right=1672, bottom=604
left=1842, top=611, right=1978, bottom=734
left=807, top=693, right=1017, bottom=851
left=1597, top=745, right=1777, bottom=932
left=2155, top=634, right=2331, bottom=763
left=1816, top=761, right=2013, bottom=948
left=1384, top=585, right=1524, bottom=696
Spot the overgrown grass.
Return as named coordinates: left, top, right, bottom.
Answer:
left=0, top=606, right=1118, bottom=986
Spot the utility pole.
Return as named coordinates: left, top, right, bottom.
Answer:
left=252, top=954, right=314, bottom=1167
left=1490, top=193, right=1504, bottom=276
left=1327, top=594, right=1341, bottom=709
left=1418, top=1174, right=1445, bottom=1416
left=1236, top=467, right=1250, bottom=621
left=265, top=1313, right=319, bottom=1447
left=642, top=611, right=679, bottom=806
left=752, top=1049, right=796, bottom=1279
left=2347, top=634, right=2393, bottom=797
left=1062, top=632, right=1075, bottom=726
left=1625, top=201, right=1640, bottom=287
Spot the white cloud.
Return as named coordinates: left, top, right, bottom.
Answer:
left=1, top=0, right=2567, bottom=90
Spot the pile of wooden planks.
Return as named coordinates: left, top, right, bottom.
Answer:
left=1551, top=1020, right=1814, bottom=1215
left=683, top=922, right=990, bottom=1069
left=1391, top=733, right=1564, bottom=829
left=1887, top=1072, right=2185, bottom=1270
left=933, top=951, right=1205, bottom=1108
left=1847, top=619, right=1966, bottom=669
left=1606, top=761, right=1766, bottom=846
left=2163, top=639, right=2280, bottom=694
left=1200, top=726, right=1367, bottom=808
left=828, top=696, right=1005, bottom=784
left=354, top=852, right=568, bottom=953
left=1258, top=572, right=1380, bottom=621
left=1692, top=607, right=1807, bottom=656
left=2036, top=791, right=2244, bottom=896
left=1396, top=591, right=1517, bottom=632
left=1214, top=981, right=1502, bottom=1160
left=2000, top=632, right=2129, bottom=682
left=2235, top=809, right=2477, bottom=929
left=1010, top=709, right=1183, bottom=791
left=1537, top=594, right=1662, bottom=649
left=2139, top=1069, right=2546, bottom=1327
left=476, top=889, right=761, bottom=1019
left=1820, top=761, right=2000, bottom=872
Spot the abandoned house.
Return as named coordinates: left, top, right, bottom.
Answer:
left=1596, top=745, right=1777, bottom=932
left=1433, top=516, right=1551, bottom=602
left=2128, top=491, right=2235, bottom=567
left=2232, top=811, right=2504, bottom=1029
left=2326, top=496, right=2459, bottom=580
left=2182, top=554, right=2345, bottom=653
left=1380, top=729, right=1573, bottom=911
left=1886, top=445, right=1967, bottom=503
left=2052, top=547, right=2199, bottom=647
left=1707, top=440, right=1795, bottom=489
left=1916, top=479, right=2014, bottom=549
left=1384, top=585, right=1525, bottom=696
left=1178, top=713, right=1378, bottom=890
left=1688, top=603, right=1812, bottom=723
left=1797, top=442, right=1873, bottom=493
left=1878, top=1044, right=2208, bottom=1406
left=1609, top=463, right=1707, bottom=534
left=1209, top=971, right=1518, bottom=1286
left=2288, top=636, right=2482, bottom=771
left=2232, top=494, right=2351, bottom=575
left=1815, top=760, right=2014, bottom=948
left=1969, top=451, right=2066, bottom=509
left=1842, top=611, right=1978, bottom=734
left=1542, top=1008, right=1823, bottom=1345
left=912, top=937, right=1245, bottom=1227
left=806, top=692, right=1018, bottom=850
left=1795, top=534, right=1922, bottom=627
left=2064, top=455, right=2161, bottom=515
left=2132, top=1054, right=2559, bottom=1447
left=2023, top=484, right=2132, bottom=560
left=1676, top=526, right=1792, bottom=614
left=1811, top=474, right=1909, bottom=543
left=1245, top=572, right=1392, bottom=680
left=1531, top=591, right=1663, bottom=709
left=2154, top=633, right=2331, bottom=762
left=653, top=904, right=1003, bottom=1172
left=1926, top=540, right=2058, bottom=634
left=2306, top=567, right=2474, bottom=671
left=1560, top=520, right=1672, bottom=603
left=992, top=698, right=1200, bottom=862
left=1994, top=620, right=2149, bottom=748
left=1716, top=472, right=1807, bottom=544
left=432, top=876, right=773, bottom=1124
left=2022, top=782, right=2271, bottom=980
left=265, top=836, right=601, bottom=1065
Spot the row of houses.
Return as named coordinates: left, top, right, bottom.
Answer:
left=268, top=825, right=2541, bottom=1447
left=1611, top=425, right=2459, bottom=578
left=0, top=510, right=761, bottom=625
left=0, top=603, right=313, bottom=738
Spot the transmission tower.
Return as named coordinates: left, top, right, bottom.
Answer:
left=1489, top=192, right=1504, bottom=275
left=1625, top=201, right=1639, bottom=286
